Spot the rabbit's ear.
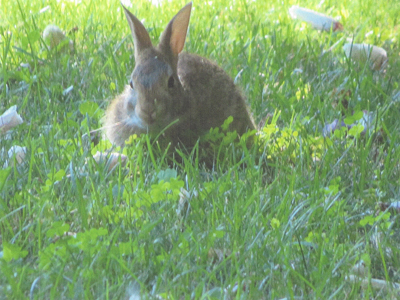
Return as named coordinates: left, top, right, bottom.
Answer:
left=121, top=4, right=153, bottom=58
left=159, top=2, right=192, bottom=58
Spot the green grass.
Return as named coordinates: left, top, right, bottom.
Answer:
left=1, top=0, right=400, bottom=299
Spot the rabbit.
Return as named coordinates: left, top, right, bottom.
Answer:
left=104, top=2, right=256, bottom=150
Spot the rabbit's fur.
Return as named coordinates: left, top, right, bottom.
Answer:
left=104, top=2, right=255, bottom=149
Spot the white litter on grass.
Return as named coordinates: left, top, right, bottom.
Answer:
left=120, top=0, right=133, bottom=7
left=0, top=105, right=23, bottom=134
left=62, top=85, right=74, bottom=96
left=92, top=151, right=128, bottom=171
left=289, top=6, right=343, bottom=32
left=3, top=146, right=27, bottom=168
left=346, top=275, right=400, bottom=291
left=350, top=260, right=367, bottom=277
left=125, top=281, right=141, bottom=300
left=39, top=5, right=50, bottom=14
left=43, top=24, right=74, bottom=51
left=343, top=43, right=387, bottom=70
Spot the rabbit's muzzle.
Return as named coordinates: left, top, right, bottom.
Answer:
left=136, top=101, right=157, bottom=125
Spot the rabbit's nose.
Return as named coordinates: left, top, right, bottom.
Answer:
left=140, top=105, right=157, bottom=123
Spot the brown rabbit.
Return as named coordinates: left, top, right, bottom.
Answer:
left=104, top=2, right=255, bottom=150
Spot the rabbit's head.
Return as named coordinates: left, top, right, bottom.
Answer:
left=122, top=3, right=192, bottom=133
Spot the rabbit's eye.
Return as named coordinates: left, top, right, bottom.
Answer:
left=129, top=80, right=134, bottom=89
left=168, top=76, right=174, bottom=88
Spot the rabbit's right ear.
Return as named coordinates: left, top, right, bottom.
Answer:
left=121, top=4, right=153, bottom=60
left=158, top=2, right=192, bottom=62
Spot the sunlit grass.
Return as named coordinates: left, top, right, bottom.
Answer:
left=1, top=0, right=400, bottom=299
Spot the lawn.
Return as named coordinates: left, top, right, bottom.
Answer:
left=1, top=0, right=400, bottom=299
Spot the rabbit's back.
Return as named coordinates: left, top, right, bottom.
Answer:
left=177, top=53, right=255, bottom=137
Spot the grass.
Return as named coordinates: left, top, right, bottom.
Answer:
left=1, top=0, right=400, bottom=299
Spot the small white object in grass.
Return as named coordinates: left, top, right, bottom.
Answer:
left=177, top=188, right=191, bottom=217
left=346, top=275, right=400, bottom=290
left=120, top=0, right=133, bottom=7
left=0, top=105, right=23, bottom=134
left=292, top=68, right=303, bottom=75
left=350, top=260, right=367, bottom=277
left=62, top=85, right=74, bottom=96
left=3, top=146, right=27, bottom=168
left=125, top=281, right=141, bottom=300
left=20, top=63, right=31, bottom=70
left=39, top=5, right=50, bottom=14
left=289, top=6, right=343, bottom=32
left=343, top=43, right=387, bottom=70
left=43, top=25, right=74, bottom=51
left=359, top=111, right=374, bottom=132
left=43, top=25, right=66, bottom=48
left=92, top=151, right=127, bottom=171
left=391, top=201, right=400, bottom=213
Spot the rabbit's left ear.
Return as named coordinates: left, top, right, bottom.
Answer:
left=159, top=2, right=192, bottom=57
